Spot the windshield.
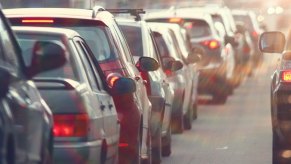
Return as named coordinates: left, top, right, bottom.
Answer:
left=16, top=33, right=79, bottom=80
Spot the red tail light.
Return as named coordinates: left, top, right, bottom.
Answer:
left=140, top=71, right=151, bottom=95
left=53, top=114, right=89, bottom=137
left=252, top=31, right=258, bottom=39
left=164, top=69, right=172, bottom=77
left=119, top=143, right=129, bottom=148
left=22, top=19, right=54, bottom=24
left=200, top=40, right=220, bottom=49
left=282, top=71, right=291, bottom=82
left=106, top=73, right=122, bottom=88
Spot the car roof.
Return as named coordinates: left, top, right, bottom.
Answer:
left=4, top=7, right=114, bottom=21
left=12, top=26, right=80, bottom=38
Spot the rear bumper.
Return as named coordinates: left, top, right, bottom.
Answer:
left=198, top=67, right=229, bottom=95
left=273, top=83, right=291, bottom=146
left=53, top=139, right=103, bottom=164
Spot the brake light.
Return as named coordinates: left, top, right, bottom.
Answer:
left=200, top=40, right=220, bottom=49
left=282, top=71, right=291, bottom=82
left=22, top=19, right=54, bottom=23
left=53, top=114, right=89, bottom=137
left=169, top=18, right=183, bottom=23
left=164, top=69, right=172, bottom=76
left=107, top=73, right=122, bottom=88
left=119, top=143, right=129, bottom=148
left=252, top=31, right=258, bottom=39
left=140, top=71, right=151, bottom=95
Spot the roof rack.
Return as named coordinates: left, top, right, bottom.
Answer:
left=106, top=9, right=146, bottom=21
left=92, top=6, right=106, bottom=18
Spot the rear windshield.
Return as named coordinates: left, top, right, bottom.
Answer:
left=147, top=18, right=211, bottom=38
left=119, top=25, right=143, bottom=57
left=233, top=15, right=255, bottom=32
left=16, top=33, right=79, bottom=80
left=9, top=18, right=119, bottom=63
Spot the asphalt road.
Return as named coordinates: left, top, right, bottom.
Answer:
left=162, top=54, right=277, bottom=164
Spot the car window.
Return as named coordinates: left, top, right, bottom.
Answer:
left=0, top=16, right=19, bottom=73
left=183, top=20, right=212, bottom=38
left=67, top=26, right=119, bottom=63
left=119, top=25, right=144, bottom=57
left=16, top=33, right=79, bottom=81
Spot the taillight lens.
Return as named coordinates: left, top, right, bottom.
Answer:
left=282, top=71, right=291, bottom=82
left=22, top=19, right=54, bottom=24
left=252, top=31, right=258, bottom=39
left=53, top=114, right=89, bottom=137
left=200, top=40, right=220, bottom=49
left=164, top=69, right=172, bottom=77
left=106, top=73, right=122, bottom=88
left=140, top=71, right=151, bottom=95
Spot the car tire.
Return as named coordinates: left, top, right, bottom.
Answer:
left=162, top=123, right=172, bottom=157
left=183, top=104, right=193, bottom=130
left=151, top=129, right=161, bottom=164
left=171, top=110, right=184, bottom=134
left=272, top=130, right=282, bottom=164
left=212, top=94, right=227, bottom=104
left=40, top=131, right=53, bottom=164
left=192, top=101, right=198, bottom=120
left=6, top=136, right=15, bottom=164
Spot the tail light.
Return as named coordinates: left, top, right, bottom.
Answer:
left=140, top=71, right=151, bottom=95
left=252, top=31, right=258, bottom=39
left=200, top=40, right=220, bottom=49
left=106, top=73, right=122, bottom=88
left=282, top=71, right=291, bottom=82
left=164, top=69, right=172, bottom=77
left=53, top=114, right=89, bottom=137
left=22, top=19, right=54, bottom=24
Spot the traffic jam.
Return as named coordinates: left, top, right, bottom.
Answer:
left=0, top=0, right=289, bottom=164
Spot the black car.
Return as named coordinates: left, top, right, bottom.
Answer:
left=0, top=6, right=65, bottom=164
left=259, top=31, right=291, bottom=164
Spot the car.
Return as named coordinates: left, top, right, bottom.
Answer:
left=12, top=26, right=136, bottom=164
left=144, top=8, right=235, bottom=103
left=232, top=9, right=264, bottom=68
left=0, top=6, right=66, bottom=164
left=117, top=15, right=175, bottom=162
left=4, top=7, right=157, bottom=164
left=148, top=22, right=200, bottom=133
left=259, top=31, right=291, bottom=164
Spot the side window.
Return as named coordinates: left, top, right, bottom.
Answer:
left=0, top=17, right=19, bottom=73
left=112, top=22, right=135, bottom=64
left=74, top=38, right=106, bottom=91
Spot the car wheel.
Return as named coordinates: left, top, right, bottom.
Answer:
left=192, top=102, right=198, bottom=120
left=212, top=94, right=227, bottom=105
left=40, top=131, right=53, bottom=164
left=171, top=110, right=184, bottom=134
left=6, top=136, right=15, bottom=164
left=183, top=104, right=193, bottom=130
left=162, top=123, right=172, bottom=157
left=151, top=128, right=161, bottom=164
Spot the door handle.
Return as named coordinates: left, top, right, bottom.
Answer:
left=135, top=76, right=141, bottom=81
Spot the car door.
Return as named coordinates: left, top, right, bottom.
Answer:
left=0, top=17, right=45, bottom=162
left=73, top=37, right=119, bottom=148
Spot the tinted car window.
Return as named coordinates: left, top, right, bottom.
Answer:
left=16, top=33, right=79, bottom=80
left=119, top=25, right=143, bottom=57
left=183, top=20, right=211, bottom=38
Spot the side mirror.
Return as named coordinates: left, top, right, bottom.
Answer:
left=171, top=60, right=183, bottom=71
left=111, top=77, right=136, bottom=95
left=0, top=67, right=11, bottom=98
left=188, top=46, right=205, bottom=63
left=26, top=41, right=67, bottom=78
left=225, top=35, right=238, bottom=47
left=137, top=56, right=159, bottom=71
left=259, top=31, right=285, bottom=53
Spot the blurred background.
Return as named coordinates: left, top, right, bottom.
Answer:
left=1, top=0, right=290, bottom=32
